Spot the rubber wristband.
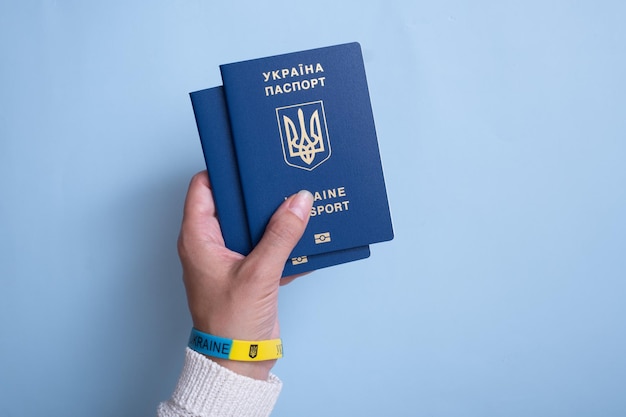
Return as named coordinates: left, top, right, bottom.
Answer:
left=188, top=328, right=284, bottom=361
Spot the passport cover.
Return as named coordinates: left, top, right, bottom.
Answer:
left=189, top=86, right=370, bottom=277
left=220, top=42, right=394, bottom=258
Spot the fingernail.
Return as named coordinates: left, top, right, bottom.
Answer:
left=288, top=190, right=313, bottom=221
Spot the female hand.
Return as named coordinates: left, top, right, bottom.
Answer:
left=177, top=171, right=313, bottom=380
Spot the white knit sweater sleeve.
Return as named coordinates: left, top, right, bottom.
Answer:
left=157, top=348, right=282, bottom=417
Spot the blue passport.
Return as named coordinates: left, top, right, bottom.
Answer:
left=189, top=86, right=370, bottom=277
left=220, top=42, right=393, bottom=258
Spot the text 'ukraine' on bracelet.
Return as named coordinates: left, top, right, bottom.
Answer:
left=188, top=328, right=284, bottom=362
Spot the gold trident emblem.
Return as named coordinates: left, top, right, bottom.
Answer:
left=283, top=108, right=324, bottom=165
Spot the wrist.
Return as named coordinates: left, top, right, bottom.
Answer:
left=191, top=310, right=279, bottom=342
left=188, top=328, right=281, bottom=381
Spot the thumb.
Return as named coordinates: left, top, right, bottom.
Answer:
left=243, top=190, right=314, bottom=278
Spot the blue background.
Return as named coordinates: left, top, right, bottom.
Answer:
left=1, top=1, right=625, bottom=416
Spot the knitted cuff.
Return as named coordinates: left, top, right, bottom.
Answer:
left=158, top=348, right=282, bottom=417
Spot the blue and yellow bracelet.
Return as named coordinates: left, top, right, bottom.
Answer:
left=188, top=328, right=283, bottom=362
